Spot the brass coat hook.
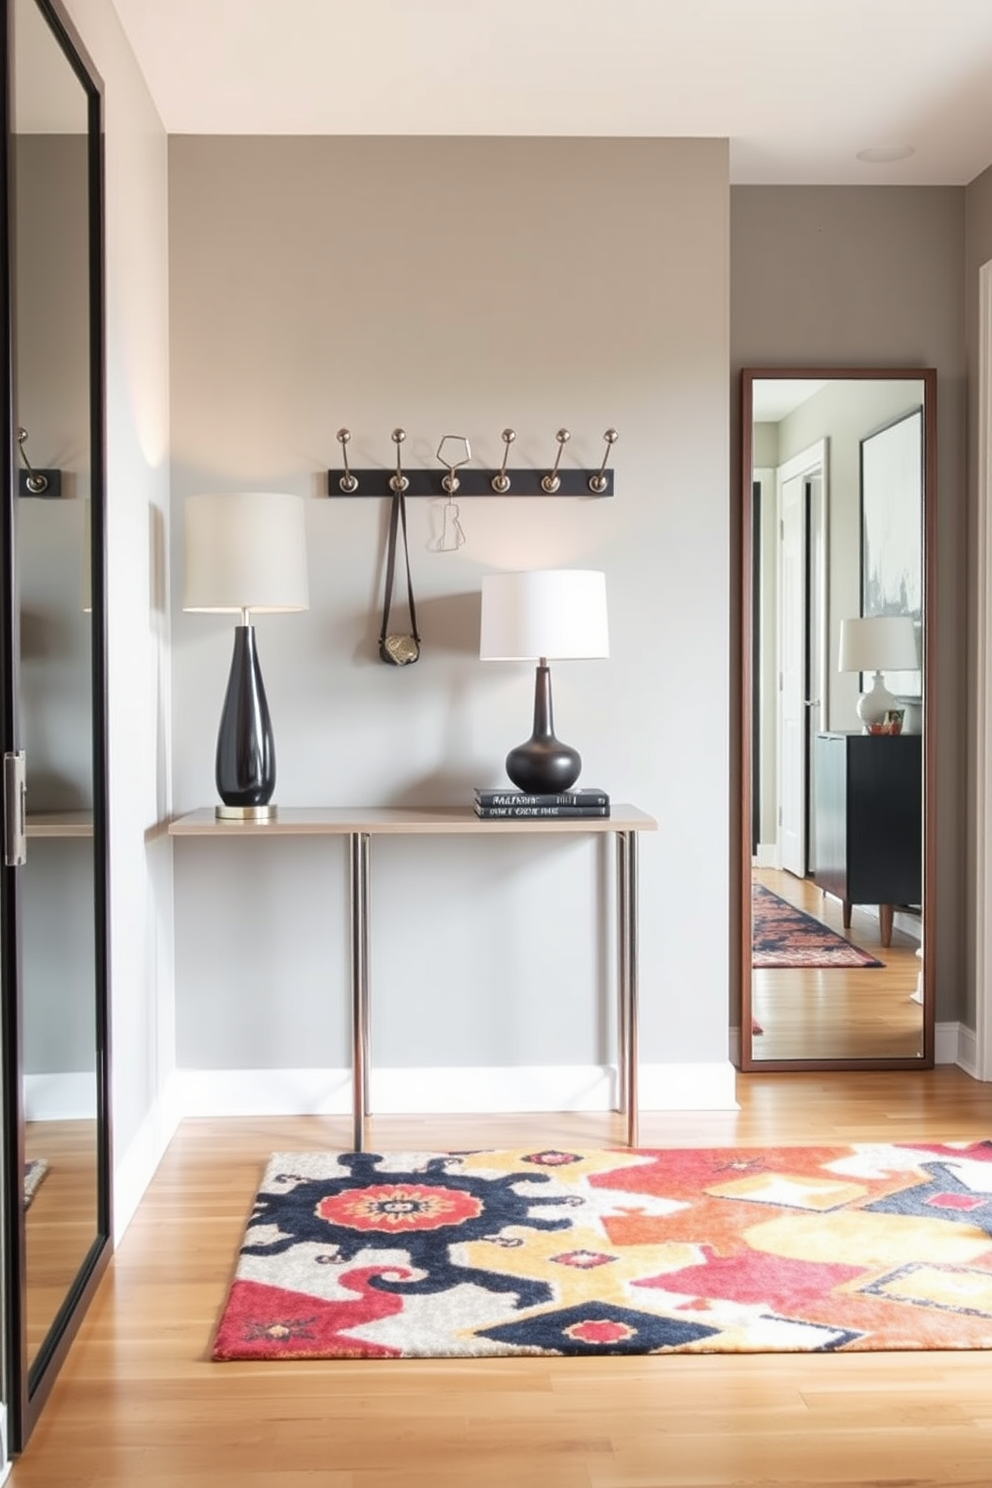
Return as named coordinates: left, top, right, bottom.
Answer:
left=491, top=428, right=516, bottom=493
left=589, top=429, right=619, bottom=493
left=336, top=428, right=358, bottom=492
left=389, top=428, right=409, bottom=493
left=541, top=428, right=570, bottom=493
left=16, top=426, right=61, bottom=498
left=436, top=434, right=471, bottom=495
left=17, top=426, right=49, bottom=494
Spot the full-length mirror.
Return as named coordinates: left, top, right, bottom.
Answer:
left=2, top=0, right=109, bottom=1449
left=739, top=369, right=935, bottom=1070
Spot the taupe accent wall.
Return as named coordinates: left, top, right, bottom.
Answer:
left=731, top=185, right=967, bottom=1024
left=169, top=137, right=731, bottom=1078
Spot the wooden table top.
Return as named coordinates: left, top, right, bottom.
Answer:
left=168, top=804, right=657, bottom=836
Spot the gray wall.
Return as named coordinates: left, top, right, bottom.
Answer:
left=731, top=186, right=967, bottom=1024
left=169, top=137, right=731, bottom=1087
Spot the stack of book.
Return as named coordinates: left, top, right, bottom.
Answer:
left=473, top=787, right=611, bottom=819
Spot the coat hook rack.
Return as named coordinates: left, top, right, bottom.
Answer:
left=16, top=426, right=62, bottom=498
left=326, top=427, right=616, bottom=499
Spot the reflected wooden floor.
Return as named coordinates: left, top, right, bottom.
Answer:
left=8, top=1068, right=992, bottom=1488
left=751, top=867, right=923, bottom=1061
left=24, top=1120, right=98, bottom=1361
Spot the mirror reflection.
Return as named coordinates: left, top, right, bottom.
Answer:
left=742, top=371, right=933, bottom=1066
left=12, top=0, right=98, bottom=1370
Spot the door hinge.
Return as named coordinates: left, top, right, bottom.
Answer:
left=4, top=751, right=27, bottom=866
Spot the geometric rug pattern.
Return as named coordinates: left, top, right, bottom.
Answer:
left=753, top=881, right=884, bottom=968
left=212, top=1143, right=992, bottom=1359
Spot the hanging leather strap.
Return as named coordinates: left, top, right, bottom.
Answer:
left=378, top=489, right=421, bottom=664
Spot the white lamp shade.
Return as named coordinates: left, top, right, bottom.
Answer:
left=838, top=615, right=918, bottom=673
left=183, top=492, right=309, bottom=613
left=479, top=570, right=609, bottom=661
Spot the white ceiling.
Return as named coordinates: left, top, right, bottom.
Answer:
left=107, top=0, right=992, bottom=185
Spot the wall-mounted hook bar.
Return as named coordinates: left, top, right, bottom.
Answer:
left=16, top=426, right=61, bottom=498
left=588, top=429, right=619, bottom=493
left=436, top=434, right=471, bottom=495
left=491, top=428, right=515, bottom=493
left=389, top=428, right=409, bottom=493
left=326, top=427, right=615, bottom=498
left=336, top=428, right=358, bottom=493
left=541, top=428, right=570, bottom=493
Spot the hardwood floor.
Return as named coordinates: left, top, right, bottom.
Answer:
left=751, top=867, right=924, bottom=1062
left=9, top=1068, right=992, bottom=1488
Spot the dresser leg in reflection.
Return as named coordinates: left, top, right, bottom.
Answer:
left=879, top=903, right=894, bottom=947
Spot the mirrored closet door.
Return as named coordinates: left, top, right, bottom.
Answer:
left=1, top=0, right=110, bottom=1451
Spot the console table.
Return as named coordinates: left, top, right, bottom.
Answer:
left=168, top=805, right=657, bottom=1149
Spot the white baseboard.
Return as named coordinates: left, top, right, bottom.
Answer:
left=112, top=1073, right=184, bottom=1242
left=173, top=1061, right=741, bottom=1119
left=24, top=1071, right=97, bottom=1121
left=936, top=1020, right=978, bottom=1074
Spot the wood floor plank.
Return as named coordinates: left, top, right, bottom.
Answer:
left=9, top=1068, right=992, bottom=1487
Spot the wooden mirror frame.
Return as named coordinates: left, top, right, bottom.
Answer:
left=738, top=366, right=937, bottom=1073
left=0, top=0, right=111, bottom=1451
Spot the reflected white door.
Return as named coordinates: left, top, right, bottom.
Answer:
left=778, top=466, right=826, bottom=879
left=779, top=472, right=806, bottom=875
left=805, top=471, right=826, bottom=868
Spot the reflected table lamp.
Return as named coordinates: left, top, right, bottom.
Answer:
left=838, top=614, right=919, bottom=731
left=479, top=569, right=609, bottom=792
left=183, top=492, right=309, bottom=820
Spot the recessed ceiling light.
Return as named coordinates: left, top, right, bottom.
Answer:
left=856, top=145, right=915, bottom=164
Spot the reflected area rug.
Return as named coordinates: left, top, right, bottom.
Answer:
left=212, top=1143, right=992, bottom=1359
left=753, top=882, right=883, bottom=968
left=23, top=1158, right=48, bottom=1209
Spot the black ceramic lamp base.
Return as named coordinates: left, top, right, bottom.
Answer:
left=215, top=624, right=276, bottom=819
left=504, top=662, right=582, bottom=794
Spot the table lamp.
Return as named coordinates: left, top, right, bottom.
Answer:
left=183, top=492, right=309, bottom=820
left=838, top=614, right=919, bottom=731
left=479, top=569, right=609, bottom=792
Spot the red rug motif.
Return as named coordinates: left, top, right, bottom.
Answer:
left=212, top=1142, right=992, bottom=1359
left=753, top=882, right=884, bottom=968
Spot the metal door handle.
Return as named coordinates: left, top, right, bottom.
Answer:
left=4, top=751, right=26, bottom=865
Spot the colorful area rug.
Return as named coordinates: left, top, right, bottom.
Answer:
left=753, top=882, right=883, bottom=968
left=23, top=1158, right=48, bottom=1209
left=212, top=1142, right=992, bottom=1359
